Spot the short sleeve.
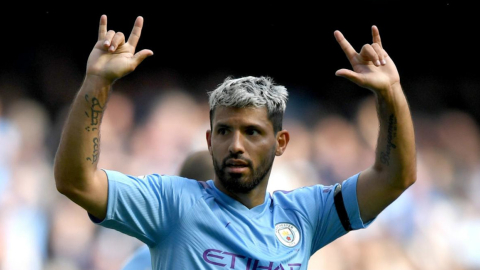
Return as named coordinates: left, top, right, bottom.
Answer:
left=89, top=169, right=203, bottom=246
left=310, top=173, right=374, bottom=252
left=341, top=173, right=375, bottom=230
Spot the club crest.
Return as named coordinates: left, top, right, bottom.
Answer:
left=275, top=223, right=300, bottom=247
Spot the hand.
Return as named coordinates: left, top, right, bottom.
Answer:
left=86, top=15, right=154, bottom=83
left=334, top=26, right=400, bottom=94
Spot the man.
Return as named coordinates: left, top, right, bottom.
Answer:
left=121, top=150, right=214, bottom=270
left=54, top=15, right=416, bottom=269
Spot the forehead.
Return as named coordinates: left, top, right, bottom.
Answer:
left=212, top=106, right=272, bottom=128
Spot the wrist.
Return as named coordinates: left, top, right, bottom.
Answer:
left=84, top=74, right=115, bottom=86
left=375, top=81, right=402, bottom=98
left=83, top=75, right=113, bottom=93
left=80, top=75, right=113, bottom=98
left=374, top=82, right=408, bottom=112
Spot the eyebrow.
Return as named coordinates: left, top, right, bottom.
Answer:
left=215, top=123, right=231, bottom=129
left=215, top=122, right=264, bottom=131
left=244, top=124, right=263, bottom=130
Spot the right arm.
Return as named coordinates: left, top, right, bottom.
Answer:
left=54, top=15, right=153, bottom=220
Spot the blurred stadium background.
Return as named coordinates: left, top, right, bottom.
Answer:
left=1, top=4, right=479, bottom=270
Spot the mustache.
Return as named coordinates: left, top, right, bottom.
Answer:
left=222, top=154, right=253, bottom=168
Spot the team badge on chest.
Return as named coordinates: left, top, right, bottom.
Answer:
left=275, top=223, right=301, bottom=247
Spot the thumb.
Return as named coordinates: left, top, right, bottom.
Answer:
left=335, top=69, right=362, bottom=86
left=133, top=49, right=154, bottom=66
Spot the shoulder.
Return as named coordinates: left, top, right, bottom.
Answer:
left=272, top=184, right=336, bottom=200
left=271, top=174, right=360, bottom=204
left=103, top=169, right=209, bottom=197
left=105, top=170, right=201, bottom=187
left=271, top=184, right=339, bottom=210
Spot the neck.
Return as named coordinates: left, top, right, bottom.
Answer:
left=213, top=174, right=271, bottom=209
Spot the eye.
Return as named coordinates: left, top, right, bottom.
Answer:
left=217, top=128, right=229, bottom=135
left=246, top=128, right=260, bottom=136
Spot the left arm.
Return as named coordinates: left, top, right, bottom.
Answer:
left=334, top=26, right=416, bottom=223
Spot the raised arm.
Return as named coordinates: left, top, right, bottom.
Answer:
left=54, top=15, right=153, bottom=220
left=334, top=26, right=416, bottom=223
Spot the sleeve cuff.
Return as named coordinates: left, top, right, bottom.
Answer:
left=88, top=169, right=116, bottom=225
left=341, top=173, right=375, bottom=230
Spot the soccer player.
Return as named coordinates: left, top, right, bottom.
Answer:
left=120, top=150, right=214, bottom=270
left=54, top=15, right=416, bottom=269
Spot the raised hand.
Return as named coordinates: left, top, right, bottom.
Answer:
left=86, top=15, right=154, bottom=83
left=334, top=26, right=400, bottom=94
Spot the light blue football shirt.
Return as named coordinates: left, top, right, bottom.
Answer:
left=121, top=244, right=151, bottom=270
left=90, top=170, right=372, bottom=269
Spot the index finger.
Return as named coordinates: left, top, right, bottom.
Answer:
left=372, top=25, right=382, bottom=49
left=127, top=16, right=144, bottom=47
left=98, top=14, right=107, bottom=40
left=334, top=30, right=357, bottom=60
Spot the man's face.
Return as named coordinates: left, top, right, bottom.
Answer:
left=207, top=106, right=279, bottom=194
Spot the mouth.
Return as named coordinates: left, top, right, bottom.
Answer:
left=226, top=166, right=248, bottom=174
left=226, top=159, right=248, bottom=166
left=225, top=165, right=248, bottom=174
left=225, top=159, right=250, bottom=173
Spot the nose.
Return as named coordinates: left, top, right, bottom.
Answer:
left=228, top=131, right=245, bottom=155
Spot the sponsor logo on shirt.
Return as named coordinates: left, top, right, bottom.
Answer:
left=274, top=223, right=300, bottom=247
left=203, top=249, right=302, bottom=269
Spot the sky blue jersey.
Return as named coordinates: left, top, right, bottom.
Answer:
left=90, top=170, right=372, bottom=269
left=121, top=244, right=151, bottom=270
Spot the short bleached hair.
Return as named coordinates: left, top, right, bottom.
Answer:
left=208, top=76, right=288, bottom=114
left=207, top=76, right=289, bottom=133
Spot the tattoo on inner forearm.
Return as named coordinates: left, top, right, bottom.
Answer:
left=84, top=95, right=103, bottom=132
left=86, top=137, right=100, bottom=164
left=90, top=97, right=104, bottom=125
left=84, top=95, right=102, bottom=164
left=380, top=114, right=397, bottom=165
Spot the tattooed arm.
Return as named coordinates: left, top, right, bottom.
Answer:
left=334, top=26, right=416, bottom=223
left=54, top=15, right=153, bottom=220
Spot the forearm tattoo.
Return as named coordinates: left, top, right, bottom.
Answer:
left=84, top=94, right=104, bottom=164
left=84, top=94, right=104, bottom=131
left=380, top=114, right=397, bottom=165
left=86, top=137, right=100, bottom=164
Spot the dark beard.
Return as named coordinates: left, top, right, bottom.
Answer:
left=213, top=147, right=276, bottom=194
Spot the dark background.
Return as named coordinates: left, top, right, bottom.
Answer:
left=2, top=2, right=479, bottom=125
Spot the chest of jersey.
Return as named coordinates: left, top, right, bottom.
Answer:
left=152, top=195, right=313, bottom=270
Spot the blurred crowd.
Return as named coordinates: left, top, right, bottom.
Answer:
left=0, top=69, right=479, bottom=270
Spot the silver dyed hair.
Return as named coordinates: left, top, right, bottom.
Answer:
left=207, top=76, right=288, bottom=114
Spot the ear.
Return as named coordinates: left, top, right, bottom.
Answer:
left=206, top=129, right=213, bottom=155
left=275, top=130, right=290, bottom=156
